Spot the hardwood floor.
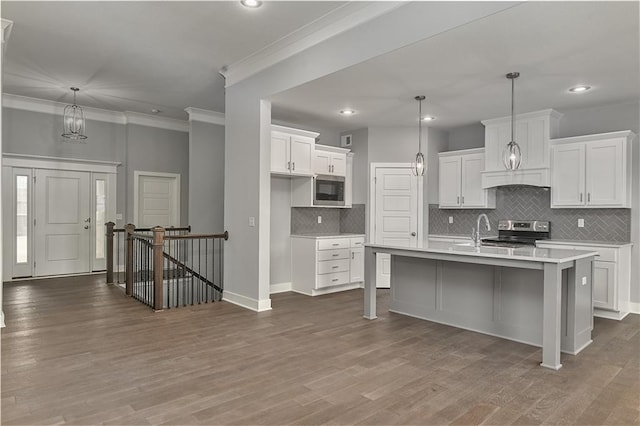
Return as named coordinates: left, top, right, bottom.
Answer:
left=2, top=275, right=639, bottom=425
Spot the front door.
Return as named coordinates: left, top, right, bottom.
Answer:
left=34, top=169, right=91, bottom=276
left=372, top=165, right=421, bottom=288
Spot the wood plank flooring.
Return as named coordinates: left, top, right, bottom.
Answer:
left=2, top=275, right=639, bottom=425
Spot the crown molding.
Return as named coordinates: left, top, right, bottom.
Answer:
left=3, top=93, right=126, bottom=124
left=124, top=111, right=189, bottom=133
left=184, top=107, right=225, bottom=126
left=1, top=19, right=13, bottom=43
left=221, top=2, right=404, bottom=87
left=3, top=93, right=189, bottom=132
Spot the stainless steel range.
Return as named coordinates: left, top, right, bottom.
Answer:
left=481, top=220, right=550, bottom=247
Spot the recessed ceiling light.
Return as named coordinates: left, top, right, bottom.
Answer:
left=422, top=116, right=436, bottom=121
left=569, top=85, right=591, bottom=93
left=151, top=109, right=161, bottom=114
left=340, top=109, right=356, bottom=116
left=241, top=0, right=262, bottom=8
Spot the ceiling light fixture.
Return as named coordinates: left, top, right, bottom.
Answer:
left=503, top=72, right=521, bottom=171
left=62, top=87, right=87, bottom=141
left=412, top=95, right=426, bottom=177
left=241, top=0, right=262, bottom=8
left=340, top=109, right=356, bottom=116
left=422, top=116, right=436, bottom=122
left=569, top=85, right=591, bottom=93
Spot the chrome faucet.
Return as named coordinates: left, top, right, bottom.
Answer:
left=472, top=213, right=491, bottom=247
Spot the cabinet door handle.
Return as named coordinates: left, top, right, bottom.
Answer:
left=457, top=196, right=460, bottom=204
left=461, top=196, right=464, bottom=204
left=352, top=252, right=354, bottom=259
left=588, top=193, right=591, bottom=203
left=292, top=162, right=295, bottom=171
left=411, top=232, right=417, bottom=237
left=287, top=161, right=291, bottom=170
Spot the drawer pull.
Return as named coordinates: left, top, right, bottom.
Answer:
left=332, top=254, right=340, bottom=257
left=332, top=278, right=339, bottom=282
left=332, top=243, right=340, bottom=246
left=332, top=266, right=339, bottom=269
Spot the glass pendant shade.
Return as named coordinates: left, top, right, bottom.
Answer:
left=62, top=88, right=87, bottom=140
left=412, top=95, right=426, bottom=176
left=502, top=140, right=522, bottom=170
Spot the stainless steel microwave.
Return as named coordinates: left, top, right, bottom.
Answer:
left=314, top=175, right=345, bottom=206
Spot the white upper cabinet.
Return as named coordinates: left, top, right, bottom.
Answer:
left=314, top=146, right=347, bottom=177
left=438, top=148, right=495, bottom=209
left=270, top=125, right=318, bottom=177
left=550, top=131, right=634, bottom=208
left=481, top=109, right=562, bottom=188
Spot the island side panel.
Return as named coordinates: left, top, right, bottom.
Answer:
left=364, top=246, right=377, bottom=319
left=542, top=262, right=563, bottom=370
left=562, top=257, right=594, bottom=354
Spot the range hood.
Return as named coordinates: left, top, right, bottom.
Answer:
left=480, top=109, right=562, bottom=189
left=481, top=168, right=550, bottom=189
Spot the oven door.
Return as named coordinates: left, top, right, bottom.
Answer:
left=314, top=175, right=345, bottom=206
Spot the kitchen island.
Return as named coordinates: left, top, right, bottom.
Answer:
left=364, top=241, right=597, bottom=370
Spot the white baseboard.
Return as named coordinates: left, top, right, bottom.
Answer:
left=628, top=302, right=640, bottom=315
left=223, top=290, right=272, bottom=312
left=270, top=282, right=292, bottom=294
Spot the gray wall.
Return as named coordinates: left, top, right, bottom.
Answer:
left=270, top=176, right=292, bottom=286
left=188, top=120, right=225, bottom=233
left=447, top=122, right=485, bottom=151
left=2, top=108, right=128, bottom=223
left=126, top=124, right=189, bottom=226
left=342, top=127, right=368, bottom=204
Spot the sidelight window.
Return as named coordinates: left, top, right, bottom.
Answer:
left=95, top=179, right=106, bottom=259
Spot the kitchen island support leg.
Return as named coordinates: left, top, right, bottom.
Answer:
left=542, top=263, right=563, bottom=370
left=364, top=246, right=377, bottom=319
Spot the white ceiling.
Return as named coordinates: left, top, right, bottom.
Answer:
left=2, top=1, right=639, bottom=131
left=272, top=1, right=640, bottom=131
left=1, top=1, right=348, bottom=119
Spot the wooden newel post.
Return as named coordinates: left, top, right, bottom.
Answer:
left=105, top=222, right=115, bottom=284
left=125, top=224, right=135, bottom=296
left=152, top=226, right=165, bottom=311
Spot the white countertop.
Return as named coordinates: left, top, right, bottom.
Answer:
left=539, top=239, right=633, bottom=248
left=367, top=241, right=598, bottom=264
left=291, top=233, right=365, bottom=239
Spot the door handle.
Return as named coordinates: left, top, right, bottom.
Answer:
left=411, top=232, right=417, bottom=237
left=84, top=225, right=89, bottom=229
left=84, top=217, right=91, bottom=222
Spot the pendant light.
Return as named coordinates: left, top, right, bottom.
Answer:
left=62, top=87, right=87, bottom=140
left=412, top=95, right=426, bottom=176
left=502, top=72, right=521, bottom=170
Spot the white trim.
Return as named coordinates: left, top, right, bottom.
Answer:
left=1, top=19, right=14, bottom=43
left=550, top=130, right=636, bottom=146
left=184, top=107, right=225, bottom=126
left=438, top=147, right=485, bottom=158
left=2, top=94, right=190, bottom=132
left=222, top=2, right=404, bottom=87
left=133, top=171, right=181, bottom=227
left=125, top=111, right=189, bottom=133
left=271, top=124, right=319, bottom=139
left=270, top=282, right=292, bottom=294
left=2, top=154, right=119, bottom=174
left=223, top=290, right=272, bottom=312
left=627, top=302, right=640, bottom=315
left=481, top=108, right=563, bottom=126
left=3, top=94, right=126, bottom=125
left=315, top=144, right=350, bottom=154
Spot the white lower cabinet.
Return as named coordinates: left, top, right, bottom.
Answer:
left=292, top=235, right=365, bottom=296
left=536, top=241, right=632, bottom=320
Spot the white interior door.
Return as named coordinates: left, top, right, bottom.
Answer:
left=135, top=172, right=180, bottom=227
left=34, top=169, right=91, bottom=276
left=372, top=165, right=421, bottom=288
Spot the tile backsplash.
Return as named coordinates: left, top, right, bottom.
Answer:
left=291, top=204, right=366, bottom=235
left=429, top=186, right=631, bottom=242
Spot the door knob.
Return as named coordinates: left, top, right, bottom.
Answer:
left=84, top=217, right=91, bottom=222
left=84, top=225, right=89, bottom=229
left=411, top=232, right=417, bottom=236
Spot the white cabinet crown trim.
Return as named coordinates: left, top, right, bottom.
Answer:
left=481, top=108, right=563, bottom=126
left=271, top=124, right=319, bottom=139
left=550, top=130, right=636, bottom=145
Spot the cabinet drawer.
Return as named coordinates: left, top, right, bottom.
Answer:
left=316, top=271, right=350, bottom=288
left=350, top=237, right=365, bottom=248
left=317, top=259, right=349, bottom=274
left=317, top=249, right=349, bottom=261
left=318, top=238, right=350, bottom=250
